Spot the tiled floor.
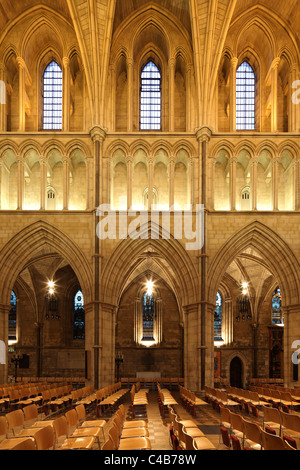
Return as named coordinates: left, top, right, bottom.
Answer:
left=98, top=389, right=225, bottom=451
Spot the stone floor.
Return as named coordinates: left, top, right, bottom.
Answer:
left=97, top=389, right=226, bottom=451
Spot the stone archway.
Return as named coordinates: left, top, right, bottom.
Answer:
left=207, top=221, right=300, bottom=387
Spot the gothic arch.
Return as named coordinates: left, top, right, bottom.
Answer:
left=207, top=222, right=300, bottom=308
left=0, top=221, right=93, bottom=307
left=101, top=224, right=199, bottom=312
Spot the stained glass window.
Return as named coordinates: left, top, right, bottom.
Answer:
left=214, top=291, right=223, bottom=341
left=140, top=61, right=161, bottom=130
left=73, top=290, right=85, bottom=339
left=272, top=287, right=283, bottom=325
left=236, top=61, right=255, bottom=130
left=142, top=292, right=155, bottom=340
left=43, top=61, right=63, bottom=130
left=9, top=291, right=17, bottom=342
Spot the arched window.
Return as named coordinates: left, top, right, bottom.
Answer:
left=142, top=292, right=155, bottom=341
left=236, top=61, right=255, bottom=130
left=9, top=291, right=17, bottom=342
left=43, top=61, right=63, bottom=130
left=140, top=61, right=161, bottom=130
left=214, top=291, right=223, bottom=341
left=73, top=290, right=85, bottom=339
left=272, top=287, right=283, bottom=325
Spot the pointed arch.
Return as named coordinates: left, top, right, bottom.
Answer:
left=207, top=222, right=300, bottom=308
left=0, top=221, right=93, bottom=306
left=101, top=223, right=199, bottom=312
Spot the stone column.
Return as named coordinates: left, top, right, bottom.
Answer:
left=272, top=156, right=279, bottom=211
left=0, top=62, right=7, bottom=132
left=295, top=157, right=299, bottom=211
left=184, top=303, right=201, bottom=391
left=148, top=157, right=154, bottom=210
left=110, top=65, right=116, bottom=131
left=89, top=126, right=106, bottom=389
left=230, top=57, right=238, bottom=132
left=62, top=157, right=69, bottom=210
left=126, top=157, right=133, bottom=210
left=168, top=157, right=175, bottom=209
left=251, top=157, right=258, bottom=211
left=0, top=304, right=9, bottom=384
left=98, top=302, right=116, bottom=388
left=17, top=157, right=24, bottom=210
left=185, top=64, right=192, bottom=132
left=127, top=57, right=133, bottom=132
left=169, top=58, right=175, bottom=132
left=17, top=57, right=26, bottom=132
left=271, top=57, right=280, bottom=133
left=63, top=57, right=70, bottom=132
left=230, top=157, right=237, bottom=211
left=283, top=304, right=300, bottom=387
left=40, top=157, right=47, bottom=210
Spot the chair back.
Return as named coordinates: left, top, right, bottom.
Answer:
left=10, top=437, right=36, bottom=450
left=34, top=425, right=55, bottom=450
left=281, top=411, right=300, bottom=432
left=102, top=437, right=115, bottom=450
left=23, top=404, right=38, bottom=423
left=108, top=424, right=120, bottom=450
left=6, top=409, right=24, bottom=435
left=65, top=409, right=78, bottom=435
left=182, top=429, right=194, bottom=450
left=261, top=429, right=288, bottom=451
left=0, top=416, right=7, bottom=438
left=230, top=412, right=244, bottom=433
left=75, top=404, right=86, bottom=422
left=243, top=419, right=261, bottom=447
left=53, top=416, right=68, bottom=441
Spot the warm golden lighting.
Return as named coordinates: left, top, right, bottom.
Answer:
left=146, top=280, right=154, bottom=296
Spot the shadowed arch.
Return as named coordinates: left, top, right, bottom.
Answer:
left=101, top=222, right=199, bottom=310
left=207, top=221, right=300, bottom=308
left=0, top=221, right=93, bottom=306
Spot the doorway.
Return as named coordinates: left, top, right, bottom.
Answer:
left=230, top=356, right=243, bottom=388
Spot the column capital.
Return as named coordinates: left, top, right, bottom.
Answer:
left=195, top=126, right=213, bottom=143
left=16, top=57, right=26, bottom=69
left=89, top=126, right=107, bottom=143
left=271, top=57, right=281, bottom=70
left=231, top=57, right=239, bottom=69
left=62, top=56, right=70, bottom=68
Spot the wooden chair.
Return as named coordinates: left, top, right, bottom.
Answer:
left=33, top=425, right=55, bottom=450
left=261, top=429, right=295, bottom=450
left=0, top=416, right=7, bottom=442
left=243, top=419, right=262, bottom=450
left=65, top=408, right=102, bottom=449
left=117, top=404, right=147, bottom=428
left=112, top=413, right=149, bottom=439
left=5, top=409, right=25, bottom=436
left=0, top=437, right=36, bottom=450
left=53, top=416, right=95, bottom=450
left=262, top=406, right=281, bottom=435
left=23, top=404, right=39, bottom=428
left=280, top=410, right=300, bottom=446
left=101, top=437, right=115, bottom=450
left=109, top=423, right=151, bottom=451
left=75, top=404, right=106, bottom=441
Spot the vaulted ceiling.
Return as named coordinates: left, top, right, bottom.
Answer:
left=0, top=0, right=298, bottom=125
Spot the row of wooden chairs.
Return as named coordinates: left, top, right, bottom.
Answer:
left=220, top=406, right=296, bottom=450
left=96, top=383, right=128, bottom=417
left=168, top=405, right=215, bottom=450
left=226, top=385, right=298, bottom=412
left=157, top=384, right=177, bottom=417
left=179, top=385, right=208, bottom=417
left=0, top=402, right=106, bottom=450
left=129, top=385, right=148, bottom=419
left=105, top=404, right=151, bottom=451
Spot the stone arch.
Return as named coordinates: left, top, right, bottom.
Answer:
left=101, top=226, right=199, bottom=314
left=207, top=221, right=300, bottom=308
left=0, top=221, right=93, bottom=307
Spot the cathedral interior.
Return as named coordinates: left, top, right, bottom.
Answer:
left=0, top=0, right=299, bottom=452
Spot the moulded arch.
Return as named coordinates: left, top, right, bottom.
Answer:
left=19, top=140, right=43, bottom=159
left=235, top=16, right=277, bottom=60
left=42, top=140, right=66, bottom=159
left=106, top=140, right=130, bottom=160
left=0, top=221, right=93, bottom=306
left=207, top=221, right=300, bottom=308
left=101, top=225, right=199, bottom=310
left=0, top=140, right=19, bottom=157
